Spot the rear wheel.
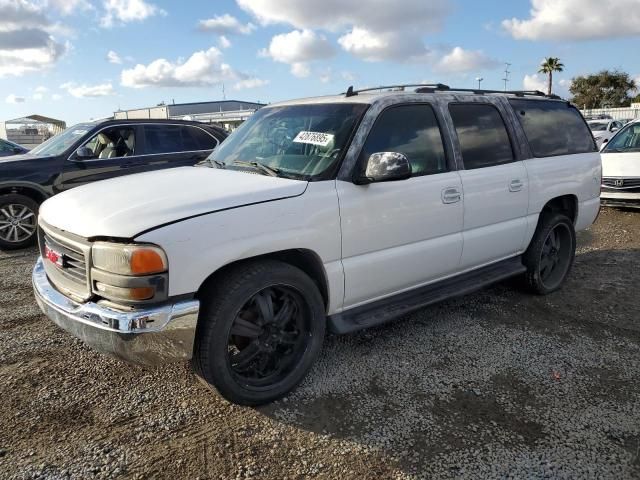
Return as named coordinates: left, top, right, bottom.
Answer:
left=523, top=213, right=576, bottom=295
left=0, top=194, right=39, bottom=250
left=193, top=260, right=325, bottom=406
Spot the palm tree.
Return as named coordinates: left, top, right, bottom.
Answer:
left=538, top=57, right=564, bottom=96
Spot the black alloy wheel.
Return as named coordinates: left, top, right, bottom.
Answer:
left=194, top=260, right=325, bottom=405
left=227, top=286, right=311, bottom=389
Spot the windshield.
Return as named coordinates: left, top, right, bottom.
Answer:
left=29, top=123, right=94, bottom=156
left=603, top=123, right=640, bottom=153
left=206, top=103, right=368, bottom=179
left=588, top=122, right=608, bottom=132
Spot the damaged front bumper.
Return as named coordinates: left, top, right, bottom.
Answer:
left=32, top=257, right=199, bottom=365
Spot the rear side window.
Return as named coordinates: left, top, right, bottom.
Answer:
left=144, top=125, right=183, bottom=154
left=182, top=126, right=218, bottom=151
left=360, top=104, right=447, bottom=177
left=509, top=99, right=595, bottom=157
left=449, top=103, right=514, bottom=169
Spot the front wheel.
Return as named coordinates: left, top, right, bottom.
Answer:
left=193, top=260, right=326, bottom=406
left=523, top=213, right=576, bottom=295
left=0, top=194, right=39, bottom=250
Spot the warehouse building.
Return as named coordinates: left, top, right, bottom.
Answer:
left=114, top=100, right=265, bottom=130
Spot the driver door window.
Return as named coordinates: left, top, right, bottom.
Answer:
left=83, top=127, right=136, bottom=159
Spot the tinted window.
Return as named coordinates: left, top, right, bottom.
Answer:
left=0, top=140, right=13, bottom=153
left=360, top=104, right=447, bottom=177
left=449, top=104, right=514, bottom=169
left=144, top=125, right=184, bottom=154
left=182, top=126, right=218, bottom=151
left=509, top=99, right=595, bottom=157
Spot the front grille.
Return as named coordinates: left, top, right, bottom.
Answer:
left=602, top=177, right=640, bottom=189
left=39, top=223, right=92, bottom=301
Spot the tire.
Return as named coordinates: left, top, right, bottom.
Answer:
left=523, top=213, right=576, bottom=295
left=193, top=260, right=326, bottom=406
left=0, top=193, right=39, bottom=250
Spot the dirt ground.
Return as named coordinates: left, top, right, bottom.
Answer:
left=0, top=207, right=639, bottom=479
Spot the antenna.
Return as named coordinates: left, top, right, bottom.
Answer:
left=502, top=63, right=511, bottom=92
left=222, top=83, right=226, bottom=100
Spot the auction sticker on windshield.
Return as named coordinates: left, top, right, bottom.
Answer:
left=293, top=131, right=334, bottom=147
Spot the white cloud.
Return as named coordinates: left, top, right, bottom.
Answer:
left=0, top=0, right=68, bottom=77
left=238, top=0, right=450, bottom=62
left=338, top=28, right=428, bottom=62
left=237, top=0, right=450, bottom=32
left=523, top=73, right=547, bottom=92
left=218, top=35, right=231, bottom=49
left=503, top=0, right=640, bottom=41
left=61, top=82, right=115, bottom=97
left=433, top=47, right=500, bottom=74
left=52, top=93, right=62, bottom=100
left=33, top=85, right=48, bottom=99
left=107, top=49, right=122, bottom=64
left=198, top=14, right=255, bottom=35
left=290, top=62, right=310, bottom=78
left=47, top=0, right=93, bottom=16
left=6, top=94, right=26, bottom=104
left=121, top=46, right=249, bottom=88
left=101, top=0, right=166, bottom=28
left=233, top=78, right=269, bottom=90
left=262, top=29, right=334, bottom=76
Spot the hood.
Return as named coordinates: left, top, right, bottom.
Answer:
left=601, top=152, right=640, bottom=178
left=591, top=131, right=607, bottom=139
left=39, top=167, right=308, bottom=238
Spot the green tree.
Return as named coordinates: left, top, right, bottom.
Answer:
left=570, top=70, right=637, bottom=109
left=538, top=57, right=564, bottom=96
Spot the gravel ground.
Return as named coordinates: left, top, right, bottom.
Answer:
left=1, top=207, right=639, bottom=479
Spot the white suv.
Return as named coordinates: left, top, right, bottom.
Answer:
left=33, top=85, right=601, bottom=405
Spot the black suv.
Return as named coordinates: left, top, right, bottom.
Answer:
left=0, top=119, right=227, bottom=249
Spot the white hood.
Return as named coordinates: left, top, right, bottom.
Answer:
left=39, top=167, right=308, bottom=238
left=602, top=152, right=640, bottom=177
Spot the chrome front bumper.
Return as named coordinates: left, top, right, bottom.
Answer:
left=33, top=257, right=200, bottom=365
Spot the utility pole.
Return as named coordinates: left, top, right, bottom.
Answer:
left=502, top=63, right=511, bottom=91
left=222, top=83, right=226, bottom=100
left=476, top=77, right=484, bottom=90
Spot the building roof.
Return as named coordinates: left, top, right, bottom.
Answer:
left=5, top=114, right=66, bottom=129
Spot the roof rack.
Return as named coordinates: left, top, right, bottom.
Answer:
left=343, top=84, right=562, bottom=100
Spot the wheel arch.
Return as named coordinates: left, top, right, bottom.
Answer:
left=0, top=182, right=49, bottom=205
left=195, top=248, right=330, bottom=311
left=540, top=194, right=578, bottom=225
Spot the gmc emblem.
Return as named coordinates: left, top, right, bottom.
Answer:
left=44, top=244, right=64, bottom=268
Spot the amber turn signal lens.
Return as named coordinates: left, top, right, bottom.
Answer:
left=130, top=249, right=167, bottom=275
left=95, top=282, right=155, bottom=301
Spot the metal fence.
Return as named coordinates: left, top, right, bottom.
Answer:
left=580, top=107, right=640, bottom=122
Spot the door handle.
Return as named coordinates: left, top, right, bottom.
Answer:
left=441, top=187, right=462, bottom=204
left=509, top=179, right=524, bottom=192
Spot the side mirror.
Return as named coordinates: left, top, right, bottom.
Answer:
left=354, top=152, right=412, bottom=185
left=74, top=146, right=95, bottom=160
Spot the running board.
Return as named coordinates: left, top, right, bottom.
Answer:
left=328, top=256, right=526, bottom=334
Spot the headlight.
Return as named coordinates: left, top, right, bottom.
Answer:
left=92, top=242, right=167, bottom=276
left=91, top=242, right=168, bottom=305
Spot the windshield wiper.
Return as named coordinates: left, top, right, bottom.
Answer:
left=197, top=158, right=226, bottom=169
left=233, top=160, right=280, bottom=177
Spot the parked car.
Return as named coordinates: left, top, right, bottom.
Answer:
left=33, top=85, right=601, bottom=405
left=588, top=119, right=624, bottom=148
left=0, top=119, right=227, bottom=249
left=600, top=120, right=640, bottom=208
left=0, top=138, right=28, bottom=157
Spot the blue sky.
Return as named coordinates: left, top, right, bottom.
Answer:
left=1, top=0, right=639, bottom=125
